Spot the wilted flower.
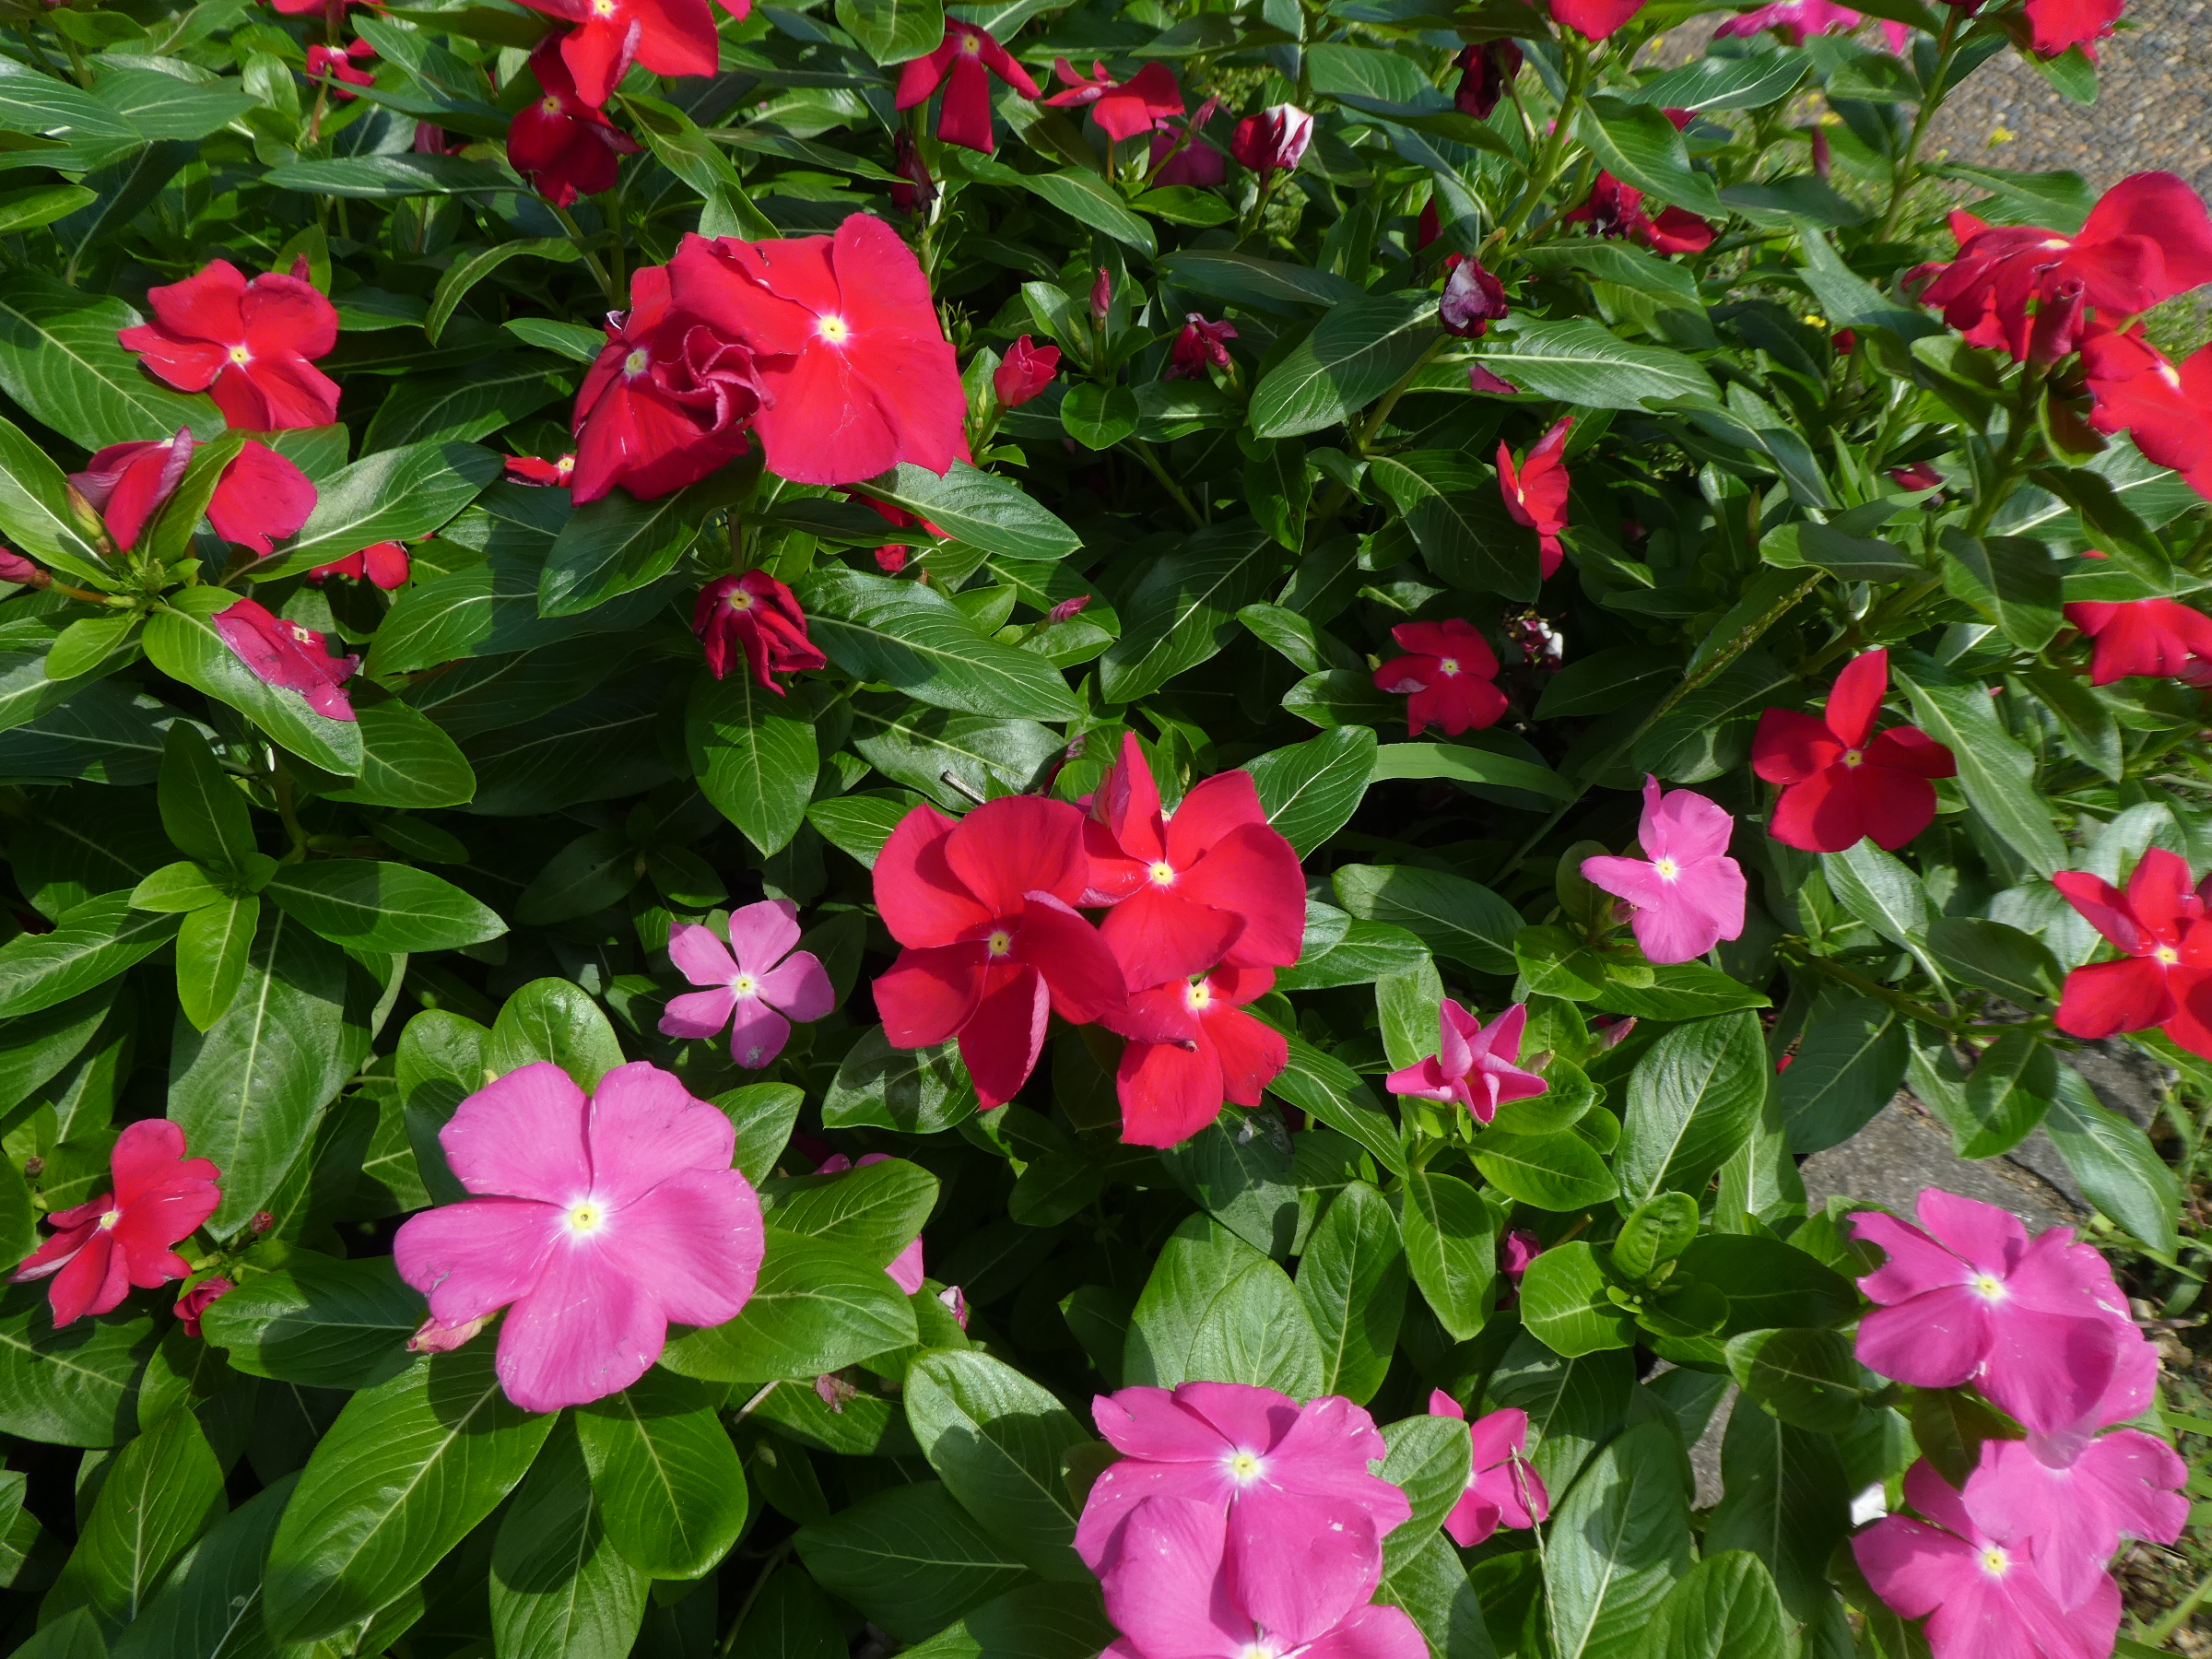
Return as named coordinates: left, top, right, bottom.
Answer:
left=1166, top=314, right=1236, bottom=380
left=692, top=570, right=827, bottom=692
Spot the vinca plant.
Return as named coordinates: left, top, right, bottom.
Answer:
left=0, top=0, right=2206, bottom=1648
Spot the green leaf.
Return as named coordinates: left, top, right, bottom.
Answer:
left=108, top=1475, right=297, bottom=1659
left=1724, top=1328, right=1863, bottom=1433
left=0, top=276, right=219, bottom=451
left=1249, top=293, right=1439, bottom=439
left=1924, top=916, right=2060, bottom=1006
left=142, top=600, right=364, bottom=778
left=1004, top=165, right=1158, bottom=255
left=1545, top=1421, right=1693, bottom=1659
left=1475, top=317, right=1717, bottom=410
left=1367, top=740, right=1576, bottom=801
left=1398, top=1169, right=1496, bottom=1341
left=0, top=893, right=178, bottom=1018
left=1777, top=996, right=1909, bottom=1155
left=905, top=1349, right=1092, bottom=1581
left=2043, top=1066, right=2181, bottom=1255
left=487, top=977, right=626, bottom=1088
left=660, top=1228, right=919, bottom=1382
left=1246, top=726, right=1374, bottom=858
left=1060, top=382, right=1138, bottom=450
left=362, top=354, right=571, bottom=453
left=249, top=441, right=502, bottom=582
left=1471, top=1129, right=1618, bottom=1211
left=489, top=1418, right=649, bottom=1659
left=1702, top=1404, right=1851, bottom=1623
left=427, top=241, right=582, bottom=343
left=1366, top=452, right=1539, bottom=601
left=0, top=182, right=96, bottom=236
left=0, top=1286, right=156, bottom=1448
left=199, top=1251, right=422, bottom=1391
left=766, top=1157, right=937, bottom=1264
left=1266, top=1036, right=1407, bottom=1177
left=1518, top=1241, right=1637, bottom=1358
left=324, top=700, right=478, bottom=809
left=1377, top=1414, right=1476, bottom=1574
left=862, top=462, right=1081, bottom=561
left=263, top=153, right=523, bottom=196
left=1577, top=96, right=1724, bottom=215
left=1822, top=840, right=1940, bottom=966
left=1939, top=531, right=2063, bottom=650
left=265, top=1348, right=556, bottom=1643
left=1378, top=1531, right=1496, bottom=1659
left=158, top=724, right=253, bottom=874
left=848, top=700, right=1060, bottom=814
left=722, top=1563, right=842, bottom=1659
left=821, top=1026, right=977, bottom=1134
left=687, top=668, right=819, bottom=857
left=265, top=859, right=506, bottom=953
left=370, top=555, right=680, bottom=675
left=43, top=1406, right=224, bottom=1625
left=1097, top=521, right=1278, bottom=702
left=1295, top=1181, right=1406, bottom=1405
left=1159, top=251, right=1364, bottom=311
left=1676, top=1235, right=1858, bottom=1335
left=541, top=469, right=743, bottom=617
left=1654, top=1551, right=1791, bottom=1659
left=576, top=1369, right=749, bottom=1582
left=1124, top=1214, right=1324, bottom=1396
left=1618, top=1013, right=1767, bottom=1206
left=794, top=1482, right=1030, bottom=1643
left=0, top=417, right=120, bottom=586
left=897, top=1581, right=1119, bottom=1659
left=1333, top=864, right=1522, bottom=975
left=1895, top=663, right=2065, bottom=877
left=799, top=568, right=1079, bottom=721
left=1631, top=53, right=1811, bottom=111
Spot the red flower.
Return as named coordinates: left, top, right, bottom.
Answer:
left=1468, top=363, right=1519, bottom=395
left=119, top=259, right=340, bottom=431
left=1441, top=255, right=1509, bottom=340
left=1148, top=100, right=1226, bottom=185
left=1563, top=172, right=1714, bottom=254
left=1549, top=0, right=1649, bottom=39
left=1044, top=58, right=1182, bottom=143
left=1889, top=462, right=1942, bottom=491
left=1079, top=734, right=1305, bottom=994
left=571, top=264, right=762, bottom=505
left=692, top=570, right=826, bottom=691
left=1103, top=968, right=1288, bottom=1147
left=2053, top=849, right=2212, bottom=1055
left=2064, top=598, right=2212, bottom=685
left=1230, top=103, right=1312, bottom=180
left=2082, top=330, right=2212, bottom=499
left=2023, top=0, right=2123, bottom=56
left=994, top=335, right=1060, bottom=408
left=69, top=429, right=194, bottom=551
left=306, top=39, right=376, bottom=97
left=174, top=1277, right=233, bottom=1338
left=1498, top=416, right=1572, bottom=577
left=1373, top=618, right=1508, bottom=737
left=9, top=1120, right=220, bottom=1329
left=206, top=441, right=319, bottom=556
left=510, top=40, right=642, bottom=206
left=309, top=541, right=409, bottom=589
left=871, top=797, right=1128, bottom=1107
left=1166, top=314, right=1236, bottom=380
left=889, top=132, right=935, bottom=213
left=893, top=21, right=1041, bottom=154
left=511, top=0, right=719, bottom=109
left=668, top=214, right=971, bottom=488
left=212, top=597, right=359, bottom=721
left=505, top=452, right=576, bottom=487
left=1750, top=648, right=1956, bottom=852
left=1913, top=176, right=2212, bottom=363
left=1453, top=40, right=1524, bottom=118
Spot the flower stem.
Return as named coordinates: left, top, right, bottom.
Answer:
left=1129, top=439, right=1205, bottom=528
left=550, top=204, right=620, bottom=307
left=1874, top=9, right=1962, bottom=244
left=1489, top=37, right=1588, bottom=254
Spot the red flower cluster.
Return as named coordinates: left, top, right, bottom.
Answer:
left=869, top=737, right=1305, bottom=1143
left=692, top=570, right=826, bottom=691
left=120, top=259, right=341, bottom=430
left=2053, top=850, right=2212, bottom=1057
left=10, top=1120, right=220, bottom=1329
left=2081, top=331, right=2212, bottom=500
left=1751, top=649, right=1956, bottom=853
left=1373, top=619, right=1507, bottom=737
left=2065, top=598, right=2212, bottom=684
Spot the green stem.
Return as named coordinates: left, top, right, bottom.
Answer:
left=1489, top=38, right=1588, bottom=254
left=1129, top=439, right=1204, bottom=528
left=1351, top=336, right=1446, bottom=457
left=715, top=1538, right=794, bottom=1658
left=1874, top=9, right=1961, bottom=243
left=1783, top=944, right=1965, bottom=1034
left=549, top=205, right=620, bottom=306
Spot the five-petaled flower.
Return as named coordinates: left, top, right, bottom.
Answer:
left=2064, top=597, right=2212, bottom=684
left=2051, top=848, right=2212, bottom=1056
left=1384, top=999, right=1547, bottom=1126
left=660, top=902, right=834, bottom=1068
left=692, top=570, right=826, bottom=691
left=1582, top=775, right=1747, bottom=964
left=1045, top=59, right=1183, bottom=142
left=511, top=0, right=721, bottom=109
left=69, top=429, right=195, bottom=552
left=2023, top=0, right=2124, bottom=57
left=11, top=1120, right=220, bottom=1329
left=1101, top=967, right=1288, bottom=1148
left=1498, top=416, right=1573, bottom=577
left=1427, top=1394, right=1550, bottom=1547
left=1961, top=1430, right=2186, bottom=1611
left=894, top=20, right=1041, bottom=154
left=509, top=39, right=642, bottom=206
left=1751, top=648, right=1957, bottom=853
left=1373, top=618, right=1508, bottom=737
left=306, top=38, right=377, bottom=97
left=214, top=597, right=359, bottom=721
left=120, top=259, right=341, bottom=431
left=394, top=1060, right=765, bottom=1412
left=2081, top=330, right=2212, bottom=501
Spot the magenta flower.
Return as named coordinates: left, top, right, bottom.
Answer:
left=1854, top=1461, right=2122, bottom=1659
left=1383, top=999, right=1547, bottom=1125
left=817, top=1153, right=925, bottom=1293
left=1076, top=1382, right=1412, bottom=1624
left=658, top=902, right=834, bottom=1068
left=1427, top=1393, right=1549, bottom=1547
left=1847, top=1191, right=2139, bottom=1436
left=211, top=598, right=359, bottom=722
left=1960, top=1431, right=2187, bottom=1610
left=393, top=1061, right=765, bottom=1412
left=1581, top=776, right=1747, bottom=964
left=1714, top=0, right=1869, bottom=43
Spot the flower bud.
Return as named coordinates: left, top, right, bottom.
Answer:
left=408, top=1312, right=493, bottom=1353
left=1452, top=40, right=1523, bottom=120
left=994, top=335, right=1061, bottom=409
left=1230, top=103, right=1312, bottom=181
left=0, top=547, right=47, bottom=588
left=1046, top=594, right=1092, bottom=626
left=890, top=131, right=935, bottom=213
left=1089, top=265, right=1112, bottom=324
left=249, top=1209, right=275, bottom=1234
left=1440, top=256, right=1510, bottom=340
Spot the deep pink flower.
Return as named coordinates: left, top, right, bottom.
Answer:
left=1549, top=0, right=1649, bottom=40
left=1230, top=104, right=1312, bottom=180
left=512, top=0, right=719, bottom=109
left=174, top=1276, right=232, bottom=1338
left=1752, top=648, right=1958, bottom=852
left=69, top=429, right=194, bottom=551
left=1453, top=40, right=1523, bottom=119
left=307, top=541, right=408, bottom=589
left=1499, top=416, right=1572, bottom=576
left=2064, top=598, right=2212, bottom=684
left=0, top=548, right=44, bottom=587
left=306, top=38, right=376, bottom=97
left=505, top=453, right=575, bottom=487
left=1441, top=256, right=1509, bottom=339
left=1372, top=618, right=1507, bottom=737
left=2051, top=848, right=2212, bottom=1055
left=1149, top=100, right=1226, bottom=185
left=889, top=131, right=935, bottom=213
left=1960, top=1431, right=2186, bottom=1610
left=1468, top=363, right=1519, bottom=395
left=11, top=1120, right=220, bottom=1329
left=1891, top=462, right=1943, bottom=491
left=2023, top=0, right=2123, bottom=56
left=994, top=335, right=1060, bottom=408
left=212, top=598, right=358, bottom=722
left=1166, top=314, right=1237, bottom=380
left=1563, top=172, right=1715, bottom=254
left=894, top=21, right=1041, bottom=154
left=393, top=1061, right=765, bottom=1412
left=817, top=1153, right=925, bottom=1292
left=1047, top=594, right=1092, bottom=626
left=1715, top=0, right=1866, bottom=42
left=1045, top=59, right=1182, bottom=143
left=1847, top=1191, right=2140, bottom=1436
left=510, top=39, right=642, bottom=206
left=1500, top=1229, right=1542, bottom=1296
left=691, top=571, right=826, bottom=692
left=1385, top=1000, right=1547, bottom=1126
left=1090, top=266, right=1113, bottom=324
left=1076, top=1382, right=1414, bottom=1623
left=1101, top=967, right=1289, bottom=1148
left=2082, top=330, right=2212, bottom=500
left=120, top=259, right=340, bottom=431
left=659, top=903, right=833, bottom=1068
left=1427, top=1394, right=1549, bottom=1547
left=1582, top=776, right=1747, bottom=964
left=1854, top=1461, right=2121, bottom=1659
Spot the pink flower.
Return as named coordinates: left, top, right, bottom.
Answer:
left=0, top=547, right=44, bottom=586
left=1230, top=104, right=1312, bottom=180
left=1440, top=255, right=1510, bottom=339
left=1166, top=314, right=1237, bottom=380
left=70, top=429, right=194, bottom=551
left=505, top=453, right=575, bottom=487
left=658, top=903, right=834, bottom=1068
left=307, top=541, right=408, bottom=589
left=11, top=1120, right=221, bottom=1329
left=2023, top=0, right=2122, bottom=56
left=1468, top=363, right=1519, bottom=395
left=212, top=598, right=359, bottom=722
left=1960, top=1432, right=2186, bottom=1610
left=1385, top=1000, right=1547, bottom=1126
left=1582, top=776, right=1747, bottom=964
left=894, top=21, right=1041, bottom=154
left=1149, top=100, right=1226, bottom=185
left=1372, top=618, right=1507, bottom=736
left=173, top=1276, right=232, bottom=1338
left=409, top=1312, right=493, bottom=1354
left=393, top=1061, right=765, bottom=1412
left=1500, top=1228, right=1542, bottom=1295
left=73, top=430, right=318, bottom=555
left=1044, top=59, right=1182, bottom=143
left=119, top=258, right=341, bottom=431
left=1714, top=0, right=1866, bottom=42
left=1846, top=1191, right=2140, bottom=1436
left=1426, top=1393, right=1549, bottom=1547
left=1854, top=1461, right=2122, bottom=1659
left=306, top=38, right=376, bottom=97
left=1077, top=1382, right=1413, bottom=1628
left=994, top=335, right=1060, bottom=408
left=816, top=1153, right=925, bottom=1292
left=1090, top=266, right=1113, bottom=324
left=1548, top=0, right=1647, bottom=39
left=1499, top=416, right=1572, bottom=577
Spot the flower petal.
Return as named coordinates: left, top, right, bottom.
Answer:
left=440, top=1062, right=592, bottom=1203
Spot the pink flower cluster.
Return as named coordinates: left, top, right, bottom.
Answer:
left=1850, top=1193, right=2185, bottom=1659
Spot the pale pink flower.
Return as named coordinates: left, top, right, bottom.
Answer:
left=817, top=1152, right=925, bottom=1293
left=1581, top=775, right=1747, bottom=963
left=1854, top=1461, right=2122, bottom=1659
left=1961, top=1431, right=2186, bottom=1609
left=393, top=1061, right=765, bottom=1412
left=1848, top=1191, right=2140, bottom=1435
left=1076, top=1382, right=1412, bottom=1623
left=659, top=901, right=835, bottom=1068
left=408, top=1311, right=493, bottom=1353
left=1427, top=1393, right=1549, bottom=1547
left=1383, top=1000, right=1547, bottom=1125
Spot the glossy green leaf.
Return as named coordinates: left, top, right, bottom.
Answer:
left=1295, top=1181, right=1406, bottom=1404
left=905, top=1348, right=1092, bottom=1580
left=576, top=1369, right=749, bottom=1581
left=265, top=859, right=507, bottom=953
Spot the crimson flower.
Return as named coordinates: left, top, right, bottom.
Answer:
left=1499, top=415, right=1572, bottom=577
left=893, top=21, right=1041, bottom=154
left=510, top=39, right=642, bottom=206
left=1080, top=733, right=1306, bottom=993
left=889, top=132, right=935, bottom=213
left=870, top=796, right=1127, bottom=1108
left=1101, top=967, right=1288, bottom=1147
left=668, top=215, right=970, bottom=487
left=2064, top=598, right=2212, bottom=684
left=2052, top=849, right=2212, bottom=1055
left=1469, top=363, right=1519, bottom=395
left=853, top=493, right=942, bottom=574
left=1044, top=58, right=1182, bottom=143
left=692, top=570, right=826, bottom=691
left=120, top=259, right=340, bottom=430
left=174, top=1277, right=232, bottom=1338
left=10, top=1120, right=220, bottom=1329
left=308, top=541, right=408, bottom=589
left=306, top=39, right=376, bottom=97
left=1373, top=618, right=1507, bottom=737
left=505, top=453, right=575, bottom=487
left=1564, top=172, right=1714, bottom=253
left=1441, top=255, right=1509, bottom=338
left=212, top=597, right=359, bottom=721
left=1229, top=103, right=1311, bottom=179
left=2024, top=0, right=2123, bottom=55
left=1751, top=649, right=1956, bottom=853
left=512, top=0, right=719, bottom=109
left=1166, top=314, right=1236, bottom=380
left=1453, top=40, right=1523, bottom=119
left=994, top=335, right=1060, bottom=408
left=571, top=264, right=762, bottom=505
left=2082, top=330, right=2212, bottom=500
left=1549, top=0, right=1649, bottom=39
left=207, top=441, right=319, bottom=556
left=69, top=429, right=194, bottom=550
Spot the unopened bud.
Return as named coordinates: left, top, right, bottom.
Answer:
left=1046, top=594, right=1092, bottom=626
left=249, top=1209, right=275, bottom=1235
left=408, top=1312, right=493, bottom=1353
left=1089, top=266, right=1112, bottom=324
left=0, top=548, right=47, bottom=588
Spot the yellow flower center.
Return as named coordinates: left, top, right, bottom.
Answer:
left=590, top=0, right=617, bottom=15
left=623, top=347, right=650, bottom=377
left=1981, top=1546, right=2011, bottom=1577
left=97, top=1208, right=121, bottom=1230
left=2156, top=946, right=2181, bottom=965
left=541, top=95, right=563, bottom=115
left=986, top=929, right=1013, bottom=957
left=566, top=1201, right=605, bottom=1235
left=1970, top=1272, right=2006, bottom=1302
left=1148, top=860, right=1175, bottom=887
left=1225, top=1449, right=1265, bottom=1484
left=1653, top=856, right=1680, bottom=881
left=727, top=588, right=754, bottom=611
left=227, top=345, right=252, bottom=366
left=1841, top=747, right=1865, bottom=768
left=959, top=29, right=982, bottom=51
left=1185, top=980, right=1213, bottom=1012
left=733, top=973, right=758, bottom=995
left=817, top=313, right=851, bottom=345
left=1438, top=656, right=1460, bottom=677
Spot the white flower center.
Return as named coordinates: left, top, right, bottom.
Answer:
left=289, top=625, right=316, bottom=644
left=1981, top=1546, right=2011, bottom=1577
left=959, top=30, right=982, bottom=52
left=986, top=929, right=1013, bottom=957
left=1653, top=856, right=1680, bottom=881
left=541, top=94, right=563, bottom=115
left=1438, top=656, right=1460, bottom=677
left=1224, top=1449, right=1265, bottom=1484
left=733, top=973, right=759, bottom=996
left=2158, top=361, right=2183, bottom=391
left=817, top=313, right=851, bottom=345
left=1185, top=980, right=1213, bottom=1012
left=97, top=1208, right=121, bottom=1230
left=623, top=347, right=650, bottom=377
left=1970, top=1272, right=2006, bottom=1302
left=2156, top=946, right=2181, bottom=965
left=566, top=1200, right=606, bottom=1236
left=227, top=345, right=252, bottom=366
left=727, top=588, right=754, bottom=611
left=1148, top=860, right=1175, bottom=887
